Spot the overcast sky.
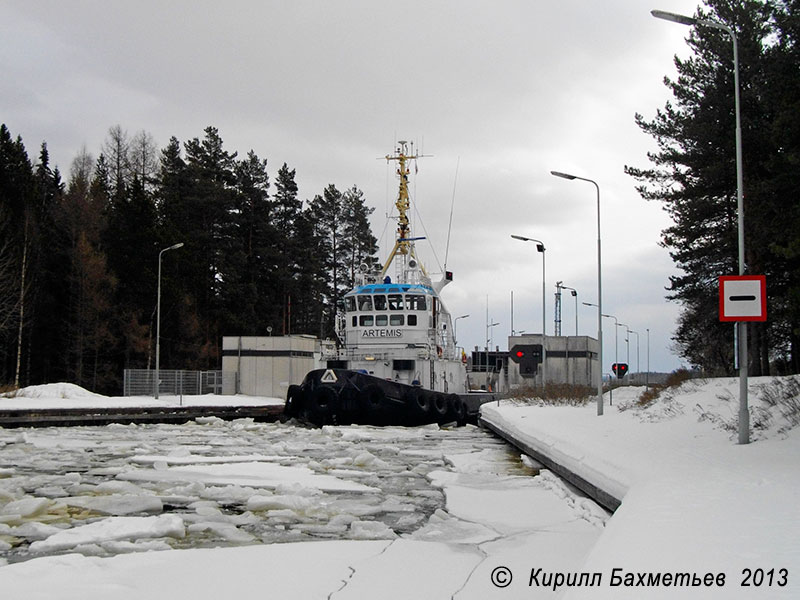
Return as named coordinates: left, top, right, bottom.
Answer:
left=1, top=0, right=708, bottom=374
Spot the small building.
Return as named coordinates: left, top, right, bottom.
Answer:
left=506, top=334, right=599, bottom=389
left=221, top=335, right=330, bottom=398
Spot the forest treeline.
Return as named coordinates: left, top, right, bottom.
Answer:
left=627, top=0, right=800, bottom=375
left=0, top=124, right=378, bottom=394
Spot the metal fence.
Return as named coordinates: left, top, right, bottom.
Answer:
left=123, top=370, right=238, bottom=397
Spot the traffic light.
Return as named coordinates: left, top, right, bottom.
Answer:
left=509, top=345, right=542, bottom=378
left=612, top=363, right=628, bottom=378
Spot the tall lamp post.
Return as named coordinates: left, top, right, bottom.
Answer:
left=155, top=242, right=184, bottom=399
left=619, top=323, right=631, bottom=367
left=651, top=8, right=748, bottom=444
left=511, top=235, right=547, bottom=390
left=629, top=329, right=640, bottom=382
left=454, top=314, right=469, bottom=347
left=562, top=285, right=578, bottom=335
left=646, top=328, right=651, bottom=391
left=553, top=170, right=603, bottom=415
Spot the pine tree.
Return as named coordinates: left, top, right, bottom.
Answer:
left=273, top=163, right=304, bottom=334
left=625, top=0, right=798, bottom=374
left=341, top=185, right=379, bottom=285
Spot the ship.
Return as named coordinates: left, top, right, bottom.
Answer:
left=285, top=141, right=493, bottom=426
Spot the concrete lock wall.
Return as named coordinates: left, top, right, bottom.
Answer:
left=221, top=335, right=318, bottom=399
left=507, top=334, right=599, bottom=388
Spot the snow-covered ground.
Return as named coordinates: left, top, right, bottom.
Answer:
left=482, top=376, right=799, bottom=599
left=0, top=377, right=798, bottom=598
left=0, top=382, right=284, bottom=409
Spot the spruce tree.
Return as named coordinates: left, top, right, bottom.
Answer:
left=626, top=0, right=799, bottom=374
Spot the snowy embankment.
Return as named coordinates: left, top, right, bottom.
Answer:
left=482, top=376, right=800, bottom=599
left=0, top=382, right=284, bottom=409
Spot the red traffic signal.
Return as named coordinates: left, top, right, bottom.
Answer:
left=612, top=363, right=628, bottom=378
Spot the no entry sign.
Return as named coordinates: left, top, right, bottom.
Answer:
left=719, top=275, right=767, bottom=322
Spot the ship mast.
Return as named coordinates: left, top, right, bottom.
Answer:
left=380, top=141, right=428, bottom=280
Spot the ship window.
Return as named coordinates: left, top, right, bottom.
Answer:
left=388, top=294, right=404, bottom=310
left=373, top=294, right=387, bottom=310
left=406, top=294, right=427, bottom=310
left=408, top=314, right=418, bottom=326
left=345, top=297, right=356, bottom=312
left=376, top=314, right=388, bottom=326
left=352, top=316, right=357, bottom=327
left=390, top=314, right=404, bottom=326
left=357, top=295, right=373, bottom=311
left=359, top=315, right=374, bottom=326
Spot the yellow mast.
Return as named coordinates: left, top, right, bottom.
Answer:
left=380, top=141, right=428, bottom=279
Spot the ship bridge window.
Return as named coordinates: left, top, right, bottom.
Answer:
left=406, top=294, right=427, bottom=311
left=388, top=294, right=404, bottom=310
left=357, top=295, right=373, bottom=311
left=390, top=314, right=404, bottom=326
left=359, top=315, right=374, bottom=326
left=408, top=314, right=418, bottom=326
left=345, top=297, right=356, bottom=312
left=376, top=314, right=388, bottom=326
left=373, top=294, right=387, bottom=310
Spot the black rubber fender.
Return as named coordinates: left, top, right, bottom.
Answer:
left=404, top=387, right=432, bottom=425
left=285, top=384, right=304, bottom=417
left=432, top=393, right=449, bottom=419
left=448, top=394, right=467, bottom=425
left=308, top=385, right=338, bottom=420
left=359, top=384, right=386, bottom=424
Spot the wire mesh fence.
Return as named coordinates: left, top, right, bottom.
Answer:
left=123, top=370, right=238, bottom=397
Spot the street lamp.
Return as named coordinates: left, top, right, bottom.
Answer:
left=561, top=285, right=578, bottom=335
left=155, top=242, right=184, bottom=399
left=512, top=235, right=547, bottom=390
left=629, top=330, right=640, bottom=382
left=553, top=170, right=603, bottom=415
left=487, top=321, right=500, bottom=350
left=454, top=314, right=469, bottom=347
left=652, top=8, right=748, bottom=443
left=618, top=322, right=631, bottom=367
left=646, top=328, right=651, bottom=391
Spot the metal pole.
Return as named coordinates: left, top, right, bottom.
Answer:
left=651, top=8, right=748, bottom=443
left=629, top=330, right=640, bottom=382
left=731, top=27, right=749, bottom=445
left=646, top=328, right=650, bottom=391
left=550, top=173, right=602, bottom=414
left=155, top=253, right=162, bottom=399
left=541, top=245, right=547, bottom=391
left=155, top=242, right=184, bottom=400
left=511, top=235, right=547, bottom=391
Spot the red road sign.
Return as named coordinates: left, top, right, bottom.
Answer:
left=719, top=275, right=767, bottom=322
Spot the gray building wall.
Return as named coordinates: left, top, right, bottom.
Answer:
left=221, top=335, right=319, bottom=398
left=507, top=334, right=599, bottom=388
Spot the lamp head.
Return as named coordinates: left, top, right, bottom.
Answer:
left=651, top=9, right=696, bottom=27
left=550, top=170, right=577, bottom=180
